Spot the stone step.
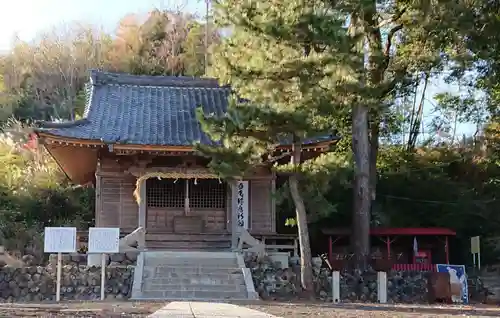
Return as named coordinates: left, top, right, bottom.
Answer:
left=145, top=260, right=238, bottom=268
left=141, top=276, right=245, bottom=285
left=143, top=251, right=237, bottom=258
left=145, top=233, right=232, bottom=242
left=139, top=290, right=248, bottom=300
left=144, top=256, right=238, bottom=262
left=146, top=241, right=231, bottom=250
left=147, top=273, right=244, bottom=281
left=145, top=267, right=242, bottom=276
left=142, top=283, right=247, bottom=292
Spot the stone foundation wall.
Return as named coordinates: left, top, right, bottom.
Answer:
left=48, top=253, right=138, bottom=267
left=245, top=254, right=428, bottom=303
left=0, top=266, right=134, bottom=302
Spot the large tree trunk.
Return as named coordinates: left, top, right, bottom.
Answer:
left=289, top=141, right=314, bottom=296
left=351, top=103, right=371, bottom=268
left=369, top=121, right=380, bottom=201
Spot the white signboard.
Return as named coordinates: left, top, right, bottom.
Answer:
left=235, top=181, right=249, bottom=229
left=88, top=227, right=120, bottom=254
left=44, top=227, right=77, bottom=253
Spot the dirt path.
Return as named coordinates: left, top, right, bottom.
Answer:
left=245, top=302, right=500, bottom=317
left=0, top=301, right=499, bottom=317
left=0, top=302, right=164, bottom=317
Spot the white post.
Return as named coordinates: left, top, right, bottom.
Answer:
left=377, top=271, right=387, bottom=303
left=332, top=271, right=340, bottom=303
left=478, top=252, right=481, bottom=270
left=56, top=252, right=62, bottom=302
left=473, top=253, right=476, bottom=268
left=101, top=253, right=106, bottom=300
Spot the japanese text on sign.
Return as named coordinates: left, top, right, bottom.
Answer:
left=88, top=227, right=120, bottom=254
left=236, top=181, right=249, bottom=229
left=44, top=227, right=77, bottom=253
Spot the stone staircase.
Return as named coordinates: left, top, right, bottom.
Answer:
left=131, top=251, right=258, bottom=300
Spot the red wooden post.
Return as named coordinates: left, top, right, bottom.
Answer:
left=445, top=236, right=450, bottom=264
left=328, top=236, right=333, bottom=263
left=386, top=236, right=391, bottom=259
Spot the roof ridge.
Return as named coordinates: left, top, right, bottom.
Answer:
left=90, top=69, right=224, bottom=88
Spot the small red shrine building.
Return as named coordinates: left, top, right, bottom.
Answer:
left=322, top=227, right=456, bottom=271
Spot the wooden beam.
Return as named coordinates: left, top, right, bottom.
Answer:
left=138, top=178, right=147, bottom=249
left=271, top=173, right=276, bottom=233
left=127, top=166, right=218, bottom=178
left=95, top=160, right=102, bottom=226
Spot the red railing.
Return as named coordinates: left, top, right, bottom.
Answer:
left=392, top=263, right=436, bottom=272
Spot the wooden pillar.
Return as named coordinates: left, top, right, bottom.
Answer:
left=386, top=236, right=391, bottom=260
left=184, top=179, right=190, bottom=215
left=445, top=236, right=450, bottom=264
left=270, top=173, right=276, bottom=233
left=328, top=236, right=333, bottom=263
left=138, top=178, right=147, bottom=249
left=95, top=160, right=102, bottom=226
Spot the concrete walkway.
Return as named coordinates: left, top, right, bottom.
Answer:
left=149, top=302, right=280, bottom=318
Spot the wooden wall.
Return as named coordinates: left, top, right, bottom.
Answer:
left=95, top=156, right=276, bottom=234
left=146, top=208, right=227, bottom=232
left=250, top=180, right=274, bottom=233
left=95, top=158, right=138, bottom=229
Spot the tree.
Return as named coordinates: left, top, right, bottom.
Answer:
left=199, top=0, right=482, bottom=269
left=0, top=8, right=220, bottom=122
left=196, top=0, right=358, bottom=294
left=110, top=9, right=220, bottom=76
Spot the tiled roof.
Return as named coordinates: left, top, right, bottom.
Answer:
left=36, top=70, right=230, bottom=146
left=36, top=70, right=340, bottom=147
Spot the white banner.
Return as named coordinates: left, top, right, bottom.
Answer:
left=235, top=181, right=249, bottom=229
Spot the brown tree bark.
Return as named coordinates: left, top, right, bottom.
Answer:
left=350, top=2, right=404, bottom=265
left=369, top=121, right=380, bottom=201
left=289, top=140, right=314, bottom=296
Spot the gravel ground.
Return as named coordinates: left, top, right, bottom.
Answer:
left=0, top=301, right=499, bottom=317
left=244, top=302, right=500, bottom=317
left=0, top=302, right=164, bottom=317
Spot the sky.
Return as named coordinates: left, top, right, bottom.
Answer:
left=0, top=0, right=206, bottom=52
left=0, top=0, right=476, bottom=137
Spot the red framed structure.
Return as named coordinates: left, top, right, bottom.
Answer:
left=323, top=227, right=456, bottom=271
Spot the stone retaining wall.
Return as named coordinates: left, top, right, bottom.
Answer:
left=48, top=253, right=138, bottom=267
left=245, top=254, right=428, bottom=303
left=0, top=266, right=134, bottom=302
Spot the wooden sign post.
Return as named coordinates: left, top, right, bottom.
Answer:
left=43, top=227, right=77, bottom=302
left=88, top=227, right=120, bottom=301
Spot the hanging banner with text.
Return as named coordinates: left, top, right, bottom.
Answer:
left=235, top=180, right=249, bottom=229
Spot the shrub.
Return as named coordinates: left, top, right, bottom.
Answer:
left=0, top=119, right=94, bottom=260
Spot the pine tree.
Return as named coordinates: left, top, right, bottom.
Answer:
left=196, top=0, right=360, bottom=293
left=198, top=0, right=476, bottom=284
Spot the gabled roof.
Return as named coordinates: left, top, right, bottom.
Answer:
left=36, top=70, right=340, bottom=150
left=36, top=70, right=230, bottom=146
